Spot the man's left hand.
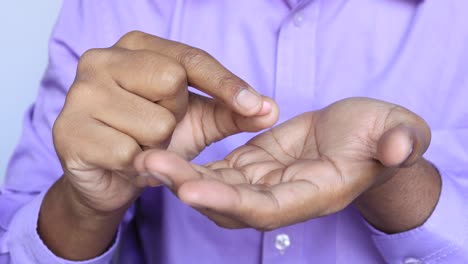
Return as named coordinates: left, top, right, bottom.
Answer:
left=138, top=97, right=439, bottom=231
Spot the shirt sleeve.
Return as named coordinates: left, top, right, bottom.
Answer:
left=0, top=1, right=126, bottom=263
left=4, top=190, right=120, bottom=264
left=365, top=128, right=468, bottom=264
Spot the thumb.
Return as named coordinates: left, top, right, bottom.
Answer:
left=377, top=107, right=431, bottom=167
left=189, top=93, right=280, bottom=146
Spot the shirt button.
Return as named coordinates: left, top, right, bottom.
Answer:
left=403, top=257, right=423, bottom=264
left=293, top=13, right=304, bottom=27
left=275, top=233, right=291, bottom=254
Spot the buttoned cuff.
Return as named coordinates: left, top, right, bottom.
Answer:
left=7, top=190, right=119, bottom=264
left=364, top=169, right=468, bottom=264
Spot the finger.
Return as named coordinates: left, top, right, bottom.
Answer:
left=194, top=206, right=248, bottom=229
left=176, top=180, right=316, bottom=230
left=115, top=31, right=266, bottom=116
left=140, top=149, right=342, bottom=229
left=84, top=83, right=177, bottom=148
left=138, top=148, right=252, bottom=188
left=231, top=97, right=279, bottom=131
left=377, top=125, right=414, bottom=167
left=138, top=149, right=203, bottom=188
left=138, top=150, right=348, bottom=230
left=133, top=152, right=165, bottom=187
left=79, top=48, right=189, bottom=121
left=178, top=94, right=279, bottom=150
left=135, top=149, right=248, bottom=228
left=178, top=160, right=348, bottom=230
left=54, top=114, right=142, bottom=182
left=378, top=106, right=431, bottom=167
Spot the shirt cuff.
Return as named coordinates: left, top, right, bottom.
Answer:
left=6, top=189, right=119, bottom=264
left=364, top=169, right=468, bottom=264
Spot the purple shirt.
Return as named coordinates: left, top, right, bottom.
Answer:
left=1, top=0, right=468, bottom=263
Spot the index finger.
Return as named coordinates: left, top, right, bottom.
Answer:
left=115, top=31, right=267, bottom=116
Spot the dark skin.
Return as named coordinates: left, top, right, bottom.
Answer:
left=356, top=158, right=440, bottom=233
left=139, top=98, right=440, bottom=233
left=40, top=31, right=441, bottom=260
left=41, top=31, right=279, bottom=260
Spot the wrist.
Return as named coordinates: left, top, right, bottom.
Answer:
left=59, top=176, right=127, bottom=228
left=38, top=176, right=125, bottom=260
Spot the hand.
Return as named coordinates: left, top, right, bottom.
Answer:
left=52, top=31, right=278, bottom=216
left=141, top=97, right=431, bottom=230
left=41, top=31, right=278, bottom=259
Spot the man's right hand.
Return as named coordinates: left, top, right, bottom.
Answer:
left=39, top=31, right=279, bottom=260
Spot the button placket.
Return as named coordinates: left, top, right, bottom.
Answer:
left=274, top=3, right=319, bottom=124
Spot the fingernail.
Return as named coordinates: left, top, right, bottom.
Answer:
left=141, top=172, right=173, bottom=186
left=236, top=88, right=262, bottom=112
left=257, top=101, right=272, bottom=116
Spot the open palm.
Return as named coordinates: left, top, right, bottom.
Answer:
left=141, top=97, right=431, bottom=230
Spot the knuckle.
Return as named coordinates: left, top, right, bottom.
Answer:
left=156, top=62, right=187, bottom=96
left=52, top=115, right=68, bottom=151
left=179, top=47, right=244, bottom=100
left=52, top=116, right=86, bottom=171
left=117, top=30, right=147, bottom=49
left=178, top=47, right=210, bottom=68
left=112, top=141, right=141, bottom=170
left=78, top=48, right=108, bottom=71
left=139, top=112, right=177, bottom=147
left=155, top=113, right=177, bottom=139
left=131, top=52, right=187, bottom=99
left=67, top=81, right=97, bottom=103
left=216, top=75, right=243, bottom=95
left=139, top=134, right=163, bottom=149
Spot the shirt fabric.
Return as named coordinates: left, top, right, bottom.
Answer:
left=1, top=0, right=468, bottom=263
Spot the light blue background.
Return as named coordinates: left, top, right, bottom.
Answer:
left=0, top=1, right=63, bottom=182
